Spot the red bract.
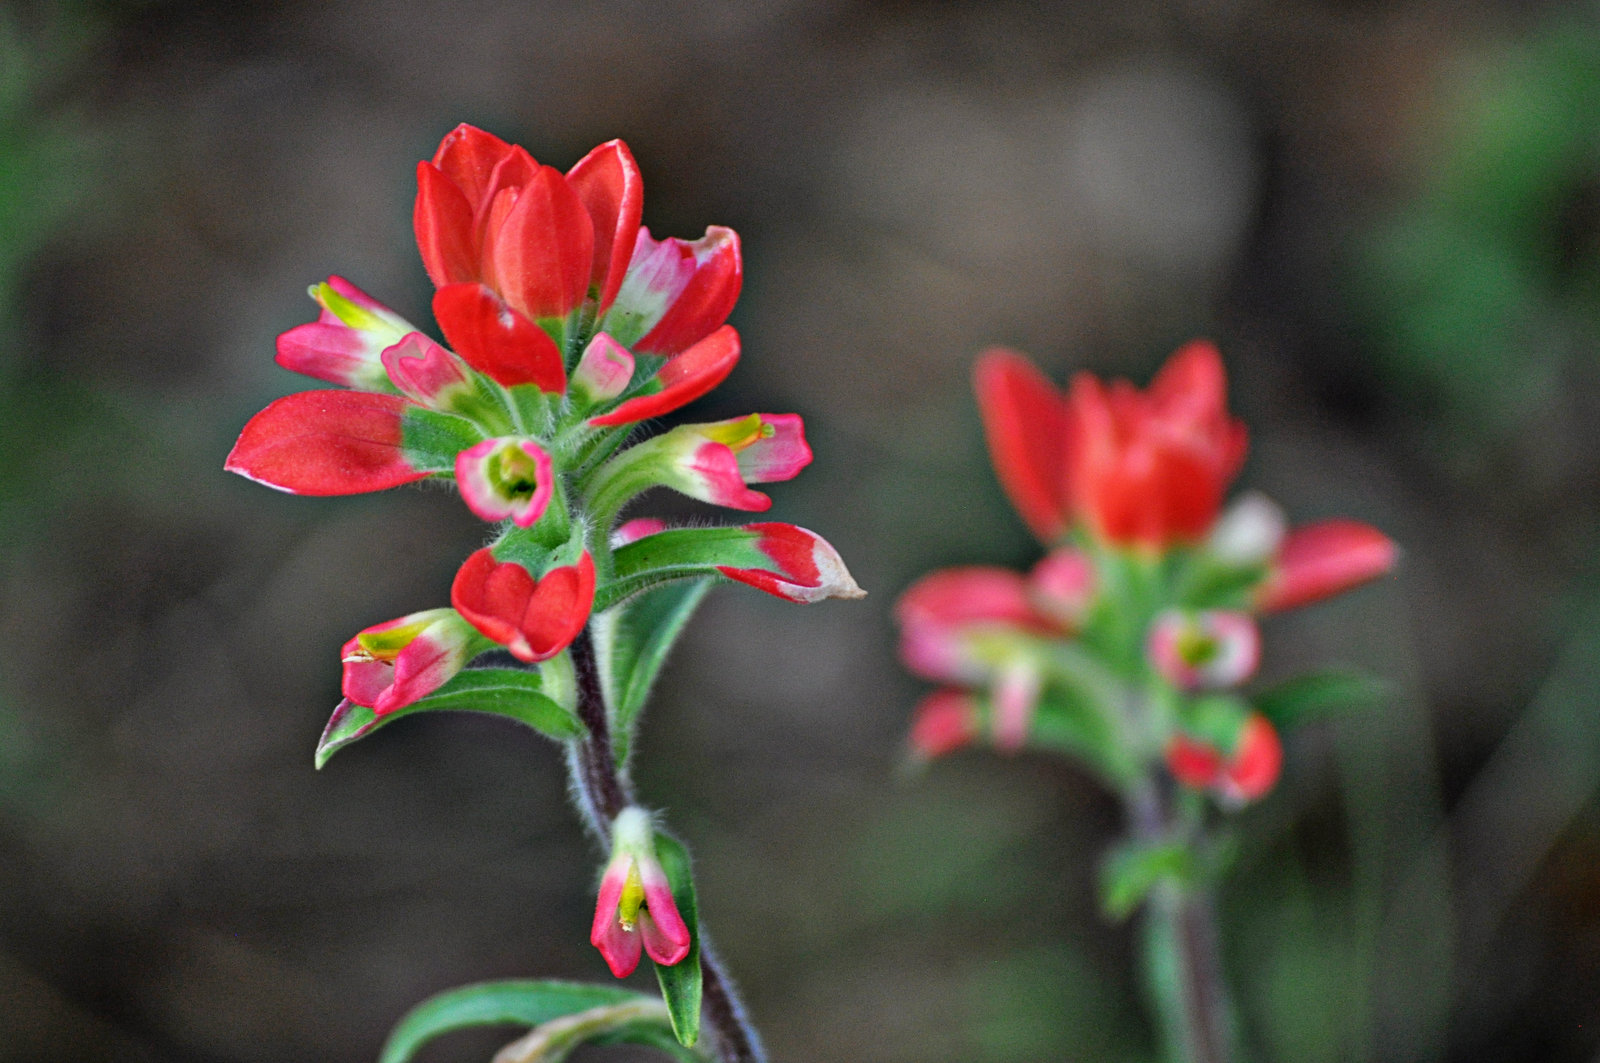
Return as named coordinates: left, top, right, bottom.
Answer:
left=225, top=390, right=427, bottom=495
left=974, top=342, right=1247, bottom=549
left=974, top=350, right=1072, bottom=543
left=1257, top=519, right=1398, bottom=612
left=450, top=549, right=597, bottom=663
left=1068, top=342, right=1247, bottom=549
left=717, top=522, right=866, bottom=603
left=1166, top=713, right=1282, bottom=805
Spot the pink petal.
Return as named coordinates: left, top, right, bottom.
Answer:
left=734, top=413, right=812, bottom=482
left=1258, top=520, right=1398, bottom=612
left=380, top=332, right=472, bottom=406
left=632, top=226, right=742, bottom=357
left=587, top=325, right=740, bottom=427
left=908, top=689, right=981, bottom=760
left=683, top=441, right=772, bottom=511
left=571, top=332, right=636, bottom=401
left=454, top=438, right=556, bottom=528
left=638, top=862, right=692, bottom=966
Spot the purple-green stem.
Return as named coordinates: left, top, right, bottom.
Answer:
left=567, top=629, right=769, bottom=1063
left=1128, top=782, right=1235, bottom=1063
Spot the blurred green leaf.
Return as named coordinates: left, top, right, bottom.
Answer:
left=1254, top=670, right=1388, bottom=731
left=1099, top=840, right=1197, bottom=922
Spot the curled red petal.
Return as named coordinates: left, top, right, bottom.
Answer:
left=432, top=283, right=566, bottom=392
left=482, top=165, right=594, bottom=322
left=414, top=161, right=480, bottom=289
left=1258, top=520, right=1398, bottom=612
left=633, top=227, right=742, bottom=357
left=225, top=391, right=425, bottom=495
left=974, top=349, right=1072, bottom=543
left=431, top=124, right=517, bottom=215
left=567, top=140, right=644, bottom=316
left=588, top=325, right=740, bottom=426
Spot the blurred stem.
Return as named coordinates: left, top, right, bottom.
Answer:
left=1129, top=782, right=1236, bottom=1063
left=566, top=629, right=769, bottom=1063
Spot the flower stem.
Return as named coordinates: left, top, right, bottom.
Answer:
left=566, top=629, right=769, bottom=1063
left=1128, top=783, right=1236, bottom=1063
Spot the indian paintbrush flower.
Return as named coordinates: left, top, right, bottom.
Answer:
left=591, top=808, right=692, bottom=978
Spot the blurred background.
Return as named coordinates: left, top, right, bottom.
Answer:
left=3, top=0, right=1600, bottom=1060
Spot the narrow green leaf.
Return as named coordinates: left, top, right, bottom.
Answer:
left=604, top=579, right=712, bottom=765
left=600, top=527, right=770, bottom=611
left=652, top=832, right=702, bottom=1046
left=1254, top=669, right=1389, bottom=730
left=379, top=979, right=645, bottom=1063
left=1099, top=840, right=1197, bottom=922
left=316, top=667, right=581, bottom=769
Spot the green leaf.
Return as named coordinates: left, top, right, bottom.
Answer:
left=652, top=832, right=702, bottom=1046
left=600, top=526, right=772, bottom=611
left=1175, top=558, right=1269, bottom=610
left=316, top=667, right=581, bottom=769
left=400, top=406, right=486, bottom=473
left=1099, top=840, right=1198, bottom=922
left=601, top=579, right=712, bottom=765
left=379, top=979, right=647, bottom=1063
left=1254, top=670, right=1389, bottom=730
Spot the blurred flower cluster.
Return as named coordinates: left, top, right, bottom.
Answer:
left=898, top=342, right=1396, bottom=806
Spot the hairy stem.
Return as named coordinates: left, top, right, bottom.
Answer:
left=1129, top=783, right=1235, bottom=1063
left=566, top=629, right=769, bottom=1063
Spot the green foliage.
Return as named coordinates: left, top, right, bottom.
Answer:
left=600, top=579, right=712, bottom=766
left=379, top=979, right=697, bottom=1063
left=315, top=668, right=581, bottom=768
left=1099, top=840, right=1198, bottom=922
left=651, top=832, right=703, bottom=1047
left=1253, top=670, right=1387, bottom=731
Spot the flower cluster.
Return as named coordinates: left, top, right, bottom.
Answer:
left=897, top=342, right=1396, bottom=805
left=229, top=125, right=862, bottom=717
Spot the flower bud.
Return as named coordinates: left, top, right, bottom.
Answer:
left=340, top=608, right=477, bottom=715
left=591, top=808, right=692, bottom=978
left=1147, top=609, right=1260, bottom=690
left=455, top=437, right=557, bottom=528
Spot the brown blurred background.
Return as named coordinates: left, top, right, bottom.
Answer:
left=4, top=0, right=1600, bottom=1060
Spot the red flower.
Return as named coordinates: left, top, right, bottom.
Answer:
left=974, top=342, right=1247, bottom=549
left=450, top=548, right=597, bottom=663
left=1166, top=712, right=1282, bottom=805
